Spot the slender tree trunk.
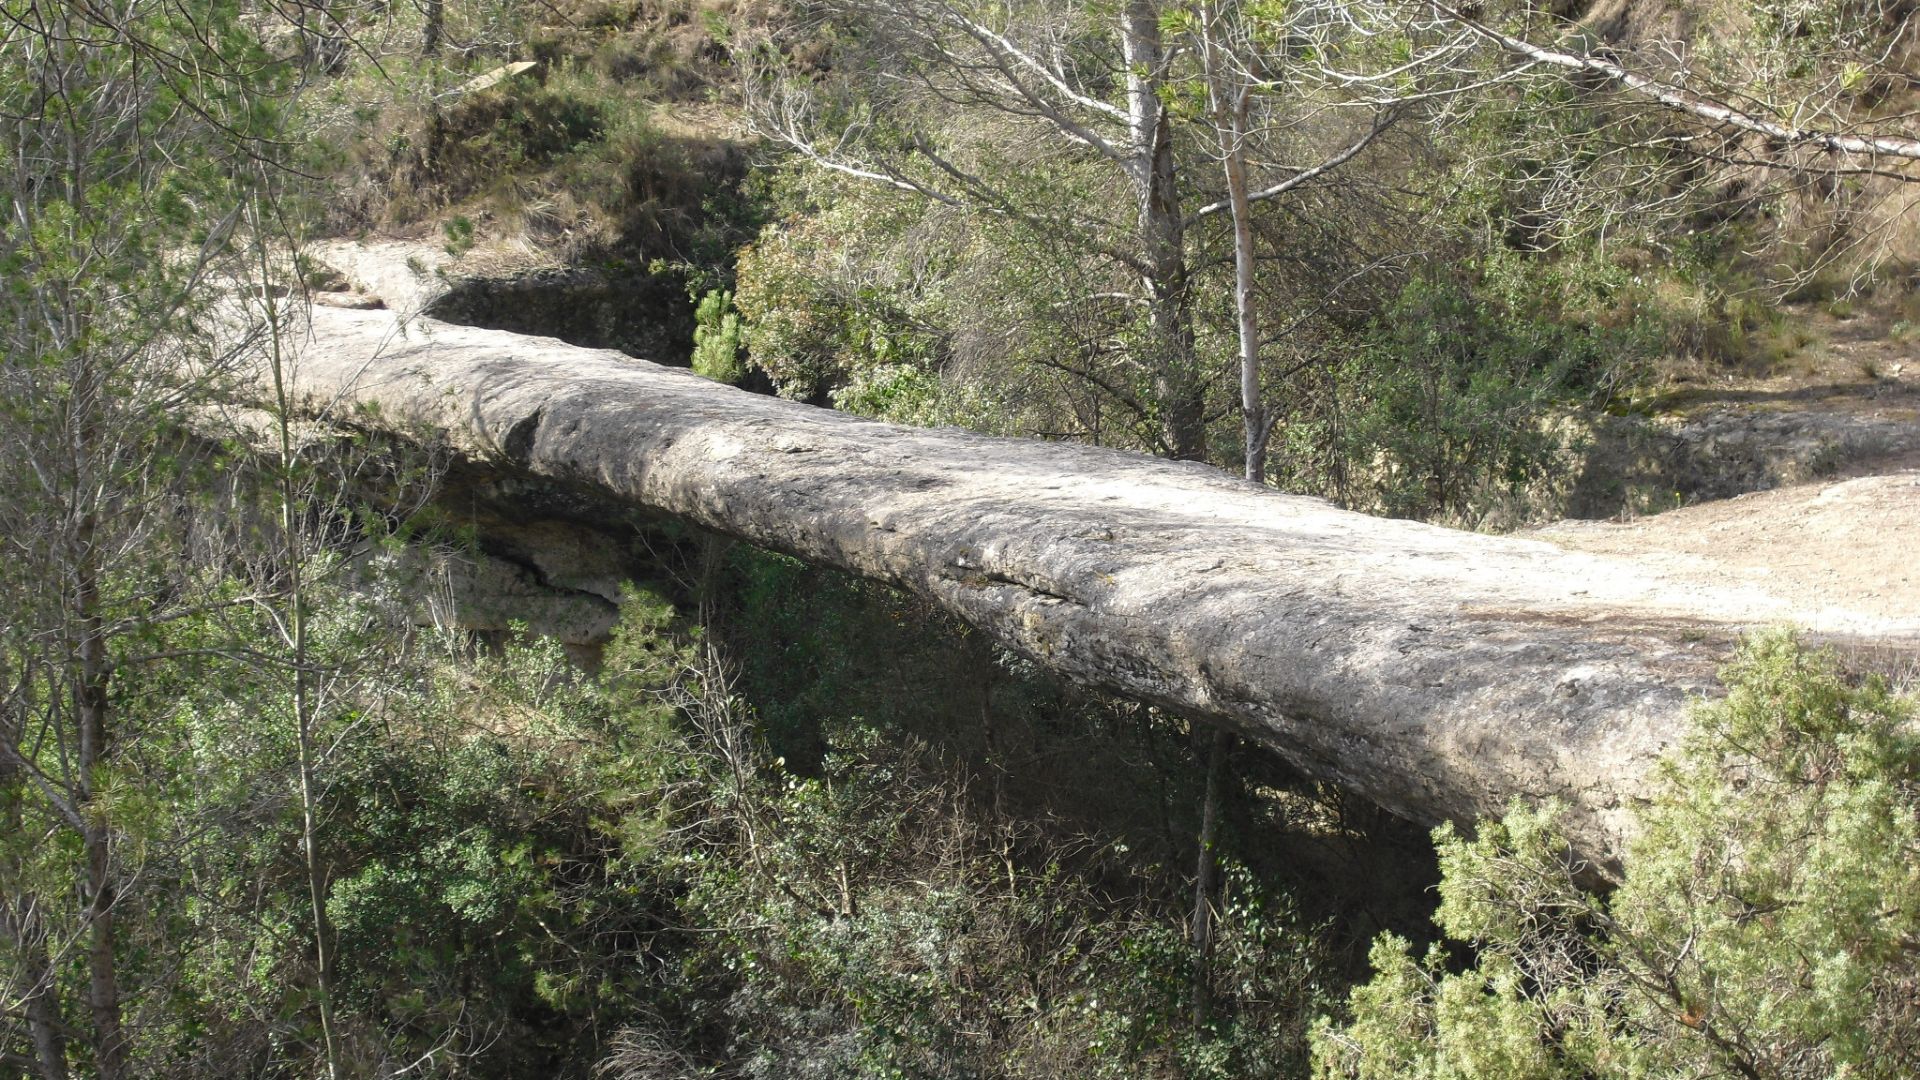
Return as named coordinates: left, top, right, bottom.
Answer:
left=1122, top=1, right=1206, bottom=462
left=1190, top=726, right=1232, bottom=1029
left=1193, top=5, right=1268, bottom=481
left=2, top=754, right=70, bottom=1080
left=21, top=925, right=67, bottom=1080
left=44, top=53, right=125, bottom=1075
left=1219, top=90, right=1266, bottom=482
left=422, top=0, right=444, bottom=57
left=291, top=611, right=343, bottom=1080
left=73, top=530, right=124, bottom=1080
left=294, top=682, right=340, bottom=1080
left=1, top=900, right=69, bottom=1080
left=81, top=826, right=118, bottom=1052
left=1144, top=153, right=1204, bottom=462
left=1213, top=77, right=1274, bottom=476
left=258, top=233, right=343, bottom=1080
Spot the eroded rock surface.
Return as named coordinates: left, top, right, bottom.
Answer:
left=1535, top=471, right=1920, bottom=626
left=260, top=294, right=1920, bottom=870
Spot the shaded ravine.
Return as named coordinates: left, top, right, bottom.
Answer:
left=264, top=266, right=1920, bottom=872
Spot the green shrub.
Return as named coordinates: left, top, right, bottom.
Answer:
left=1313, top=631, right=1920, bottom=1079
left=658, top=726, right=1335, bottom=1080
left=690, top=287, right=745, bottom=382
left=147, top=589, right=695, bottom=1078
left=732, top=176, right=951, bottom=404
left=431, top=80, right=608, bottom=201
left=1299, top=254, right=1642, bottom=525
left=442, top=213, right=476, bottom=256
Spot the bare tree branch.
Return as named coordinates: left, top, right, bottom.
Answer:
left=1433, top=2, right=1920, bottom=167
left=1186, top=111, right=1395, bottom=225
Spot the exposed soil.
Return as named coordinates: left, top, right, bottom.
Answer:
left=1654, top=300, right=1920, bottom=478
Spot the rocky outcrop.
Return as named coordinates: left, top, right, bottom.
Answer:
left=1565, top=397, right=1920, bottom=518
left=361, top=543, right=621, bottom=647
left=309, top=239, right=698, bottom=364
left=260, top=295, right=1920, bottom=872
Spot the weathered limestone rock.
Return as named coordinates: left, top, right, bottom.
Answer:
left=265, top=300, right=1920, bottom=871
left=308, top=239, right=697, bottom=363
left=353, top=544, right=620, bottom=646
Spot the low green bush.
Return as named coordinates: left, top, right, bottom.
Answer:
left=1314, top=631, right=1920, bottom=1079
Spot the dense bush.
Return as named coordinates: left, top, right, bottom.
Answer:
left=628, top=723, right=1335, bottom=1080
left=120, top=589, right=686, bottom=1077
left=654, top=549, right=1348, bottom=1077
left=39, top=548, right=1347, bottom=1079
left=1314, top=632, right=1920, bottom=1079
left=1295, top=253, right=1651, bottom=525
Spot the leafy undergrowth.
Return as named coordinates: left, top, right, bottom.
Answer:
left=103, top=531, right=1920, bottom=1078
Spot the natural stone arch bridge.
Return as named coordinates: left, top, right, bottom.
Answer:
left=260, top=249, right=1920, bottom=871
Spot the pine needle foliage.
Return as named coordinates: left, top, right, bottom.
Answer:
left=1314, top=631, right=1920, bottom=1080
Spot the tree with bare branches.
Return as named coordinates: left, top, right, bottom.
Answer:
left=741, top=0, right=1225, bottom=458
